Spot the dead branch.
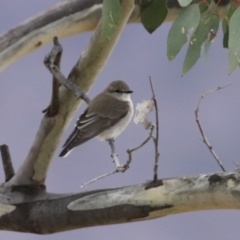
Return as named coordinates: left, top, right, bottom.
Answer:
left=44, top=37, right=90, bottom=103
left=149, top=77, right=160, bottom=182
left=195, top=84, right=231, bottom=172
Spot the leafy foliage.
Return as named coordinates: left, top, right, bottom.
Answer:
left=102, top=0, right=239, bottom=75
left=182, top=1, right=219, bottom=75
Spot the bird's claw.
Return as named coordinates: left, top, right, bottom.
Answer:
left=116, top=165, right=128, bottom=172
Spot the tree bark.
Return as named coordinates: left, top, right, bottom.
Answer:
left=0, top=171, right=239, bottom=233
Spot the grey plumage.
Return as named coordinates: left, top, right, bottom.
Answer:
left=59, top=80, right=133, bottom=157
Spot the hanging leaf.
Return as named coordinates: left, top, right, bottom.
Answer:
left=228, top=7, right=240, bottom=75
left=182, top=1, right=219, bottom=75
left=100, top=0, right=122, bottom=41
left=178, top=0, right=192, bottom=7
left=204, top=16, right=218, bottom=60
left=140, top=0, right=168, bottom=34
left=167, top=4, right=200, bottom=61
left=222, top=2, right=237, bottom=48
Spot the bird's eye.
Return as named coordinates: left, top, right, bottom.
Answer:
left=115, top=89, right=122, bottom=93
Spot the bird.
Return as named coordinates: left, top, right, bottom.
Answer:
left=59, top=80, right=133, bottom=157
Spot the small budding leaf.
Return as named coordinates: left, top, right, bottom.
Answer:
left=100, top=0, right=122, bottom=41
left=134, top=99, right=154, bottom=130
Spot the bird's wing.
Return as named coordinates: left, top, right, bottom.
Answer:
left=61, top=94, right=129, bottom=152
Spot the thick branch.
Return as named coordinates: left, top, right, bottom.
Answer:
left=0, top=0, right=230, bottom=73
left=5, top=0, right=135, bottom=187
left=0, top=171, right=239, bottom=233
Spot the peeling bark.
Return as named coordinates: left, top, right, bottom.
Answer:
left=1, top=171, right=239, bottom=233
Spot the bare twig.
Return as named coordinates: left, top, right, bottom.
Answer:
left=149, top=77, right=160, bottom=182
left=44, top=37, right=90, bottom=104
left=195, top=84, right=231, bottom=172
left=0, top=145, right=15, bottom=182
left=123, top=124, right=155, bottom=170
left=80, top=170, right=117, bottom=188
left=81, top=125, right=155, bottom=188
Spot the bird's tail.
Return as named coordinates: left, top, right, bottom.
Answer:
left=59, top=148, right=72, bottom=158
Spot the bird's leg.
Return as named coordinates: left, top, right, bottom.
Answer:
left=107, top=139, right=125, bottom=172
left=107, top=139, right=119, bottom=167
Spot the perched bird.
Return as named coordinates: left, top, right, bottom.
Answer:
left=59, top=80, right=133, bottom=157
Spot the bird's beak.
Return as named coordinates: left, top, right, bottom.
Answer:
left=125, top=90, right=133, bottom=93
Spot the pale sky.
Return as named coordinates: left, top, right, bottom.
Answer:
left=1, top=1, right=240, bottom=240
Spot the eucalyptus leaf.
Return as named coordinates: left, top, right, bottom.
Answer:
left=222, top=2, right=237, bottom=48
left=100, top=0, right=122, bottom=41
left=182, top=1, right=219, bottom=75
left=167, top=4, right=200, bottom=61
left=141, top=0, right=168, bottom=34
left=228, top=7, right=240, bottom=74
left=204, top=16, right=219, bottom=60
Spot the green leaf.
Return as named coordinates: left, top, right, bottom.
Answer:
left=100, top=0, right=122, bottom=41
left=204, top=16, right=219, bottom=60
left=228, top=7, right=240, bottom=75
left=222, top=2, right=237, bottom=48
left=141, top=0, right=168, bottom=34
left=167, top=4, right=200, bottom=61
left=192, top=0, right=210, bottom=13
left=178, top=0, right=192, bottom=7
left=182, top=1, right=219, bottom=75
left=223, top=28, right=229, bottom=48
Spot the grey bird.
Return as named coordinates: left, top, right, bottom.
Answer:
left=59, top=80, right=133, bottom=157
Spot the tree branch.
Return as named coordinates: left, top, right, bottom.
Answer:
left=0, top=171, right=239, bottom=233
left=5, top=0, right=135, bottom=187
left=0, top=0, right=230, bottom=73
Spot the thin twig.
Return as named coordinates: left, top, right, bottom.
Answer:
left=0, top=145, right=15, bottom=182
left=149, top=76, right=160, bottom=182
left=123, top=124, right=154, bottom=170
left=81, top=125, right=155, bottom=188
left=195, top=84, right=231, bottom=172
left=81, top=170, right=117, bottom=188
left=44, top=37, right=90, bottom=104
